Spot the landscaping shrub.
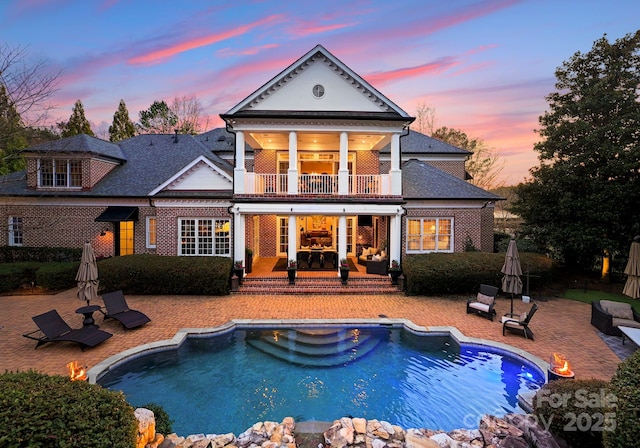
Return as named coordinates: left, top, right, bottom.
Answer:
left=98, top=254, right=231, bottom=295
left=0, top=370, right=137, bottom=447
left=603, top=350, right=640, bottom=448
left=141, top=402, right=173, bottom=435
left=0, top=246, right=82, bottom=263
left=0, top=262, right=38, bottom=293
left=35, top=261, right=80, bottom=291
left=402, top=252, right=556, bottom=295
left=532, top=378, right=610, bottom=448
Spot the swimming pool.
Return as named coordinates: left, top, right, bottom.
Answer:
left=95, top=320, right=546, bottom=436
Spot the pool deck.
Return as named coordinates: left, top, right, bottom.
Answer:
left=0, top=286, right=623, bottom=382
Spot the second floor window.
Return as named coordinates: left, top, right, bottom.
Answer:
left=39, top=159, right=82, bottom=188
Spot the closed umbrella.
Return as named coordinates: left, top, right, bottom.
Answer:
left=622, top=236, right=640, bottom=300
left=76, top=242, right=99, bottom=305
left=501, top=238, right=523, bottom=314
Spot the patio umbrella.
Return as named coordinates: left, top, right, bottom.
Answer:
left=622, top=236, right=640, bottom=299
left=76, top=241, right=99, bottom=305
left=501, top=238, right=523, bottom=314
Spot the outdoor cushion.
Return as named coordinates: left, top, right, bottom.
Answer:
left=470, top=302, right=490, bottom=313
left=601, top=300, right=634, bottom=320
left=612, top=318, right=640, bottom=329
left=476, top=293, right=494, bottom=305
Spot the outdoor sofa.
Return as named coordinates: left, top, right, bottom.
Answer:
left=591, top=300, right=640, bottom=336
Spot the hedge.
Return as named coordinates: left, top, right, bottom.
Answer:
left=0, top=246, right=82, bottom=263
left=97, top=254, right=232, bottom=295
left=0, top=371, right=138, bottom=447
left=603, top=350, right=640, bottom=448
left=402, top=252, right=556, bottom=295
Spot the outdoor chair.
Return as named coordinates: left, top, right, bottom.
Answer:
left=502, top=302, right=539, bottom=340
left=591, top=300, right=640, bottom=336
left=100, top=290, right=151, bottom=330
left=466, top=284, right=499, bottom=321
left=23, top=309, right=113, bottom=351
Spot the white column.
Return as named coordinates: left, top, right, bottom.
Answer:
left=288, top=131, right=298, bottom=194
left=390, top=133, right=402, bottom=195
left=288, top=215, right=297, bottom=262
left=233, top=209, right=246, bottom=268
left=234, top=131, right=246, bottom=194
left=338, top=215, right=347, bottom=272
left=389, top=211, right=402, bottom=263
left=338, top=131, right=349, bottom=195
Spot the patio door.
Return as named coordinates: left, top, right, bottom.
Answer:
left=277, top=216, right=288, bottom=257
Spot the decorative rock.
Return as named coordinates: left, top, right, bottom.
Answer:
left=480, top=415, right=523, bottom=438
left=135, top=407, right=156, bottom=448
left=159, top=433, right=184, bottom=448
left=404, top=429, right=440, bottom=448
left=191, top=439, right=212, bottom=448
left=371, top=438, right=386, bottom=448
left=500, top=434, right=529, bottom=448
left=503, top=414, right=563, bottom=448
left=392, top=425, right=404, bottom=440
left=339, top=426, right=355, bottom=445
left=282, top=416, right=295, bottom=433
left=210, top=433, right=235, bottom=448
left=429, top=432, right=455, bottom=447
left=353, top=418, right=367, bottom=434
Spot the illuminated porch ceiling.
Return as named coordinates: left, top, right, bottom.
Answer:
left=247, top=132, right=389, bottom=151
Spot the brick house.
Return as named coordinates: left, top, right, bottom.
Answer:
left=0, top=45, right=500, bottom=272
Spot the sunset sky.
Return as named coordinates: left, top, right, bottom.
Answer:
left=2, top=0, right=638, bottom=185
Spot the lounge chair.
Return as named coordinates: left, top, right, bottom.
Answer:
left=23, top=309, right=112, bottom=351
left=100, top=290, right=151, bottom=329
left=466, top=284, right=499, bottom=321
left=502, top=303, right=539, bottom=340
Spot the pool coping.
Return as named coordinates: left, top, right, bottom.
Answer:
left=87, top=318, right=550, bottom=384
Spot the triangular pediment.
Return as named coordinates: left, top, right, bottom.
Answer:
left=225, top=45, right=410, bottom=117
left=148, top=156, right=232, bottom=195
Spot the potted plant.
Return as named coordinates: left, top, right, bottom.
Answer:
left=245, top=248, right=253, bottom=274
left=287, top=259, right=297, bottom=284
left=339, top=258, right=350, bottom=285
left=389, top=259, right=401, bottom=285
left=233, top=260, right=244, bottom=285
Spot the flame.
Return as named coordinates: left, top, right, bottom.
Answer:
left=551, top=353, right=573, bottom=376
left=67, top=360, right=87, bottom=381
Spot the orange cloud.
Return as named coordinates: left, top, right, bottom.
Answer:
left=128, top=14, right=283, bottom=65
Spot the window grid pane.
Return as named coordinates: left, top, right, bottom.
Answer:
left=214, top=220, right=230, bottom=255
left=9, top=217, right=23, bottom=246
left=69, top=161, right=82, bottom=187
left=147, top=218, right=157, bottom=248
left=406, top=218, right=452, bottom=253
left=181, top=219, right=196, bottom=255
left=180, top=218, right=230, bottom=256
left=198, top=220, right=213, bottom=255
left=54, top=160, right=68, bottom=187
left=40, top=160, right=53, bottom=186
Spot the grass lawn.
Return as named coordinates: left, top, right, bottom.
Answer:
left=563, top=289, right=640, bottom=313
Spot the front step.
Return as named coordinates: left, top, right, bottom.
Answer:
left=234, top=275, right=403, bottom=295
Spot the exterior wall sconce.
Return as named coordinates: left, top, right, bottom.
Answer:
left=100, top=227, right=109, bottom=236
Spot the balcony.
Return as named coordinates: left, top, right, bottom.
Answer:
left=242, top=173, right=391, bottom=195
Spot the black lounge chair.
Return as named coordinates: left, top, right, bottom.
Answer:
left=23, top=309, right=112, bottom=350
left=100, top=290, right=151, bottom=330
left=502, top=303, right=539, bottom=340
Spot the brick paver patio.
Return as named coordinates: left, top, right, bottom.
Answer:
left=0, top=287, right=622, bottom=381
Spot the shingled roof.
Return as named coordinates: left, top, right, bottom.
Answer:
left=402, top=159, right=502, bottom=200
left=24, top=134, right=125, bottom=160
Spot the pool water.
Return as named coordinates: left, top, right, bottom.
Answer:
left=99, top=326, right=545, bottom=436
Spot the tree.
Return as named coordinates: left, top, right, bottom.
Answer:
left=137, top=100, right=177, bottom=134
left=432, top=126, right=504, bottom=189
left=108, top=100, right=136, bottom=142
left=413, top=102, right=436, bottom=135
left=0, top=43, right=60, bottom=126
left=512, top=31, right=640, bottom=270
left=1, top=43, right=60, bottom=174
left=171, top=95, right=205, bottom=135
left=58, top=99, right=94, bottom=137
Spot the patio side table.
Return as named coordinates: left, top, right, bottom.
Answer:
left=75, top=304, right=102, bottom=327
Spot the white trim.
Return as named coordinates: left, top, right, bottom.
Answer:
left=406, top=217, right=454, bottom=253
left=230, top=203, right=404, bottom=215
left=148, top=155, right=232, bottom=196
left=8, top=216, right=23, bottom=247
left=177, top=217, right=231, bottom=257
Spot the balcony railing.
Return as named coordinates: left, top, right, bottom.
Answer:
left=244, top=173, right=390, bottom=195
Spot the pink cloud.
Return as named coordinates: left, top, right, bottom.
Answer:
left=286, top=19, right=358, bottom=38
left=216, top=44, right=280, bottom=57
left=128, top=14, right=284, bottom=65
left=364, top=57, right=460, bottom=86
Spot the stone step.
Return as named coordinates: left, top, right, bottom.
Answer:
left=234, top=276, right=403, bottom=295
left=246, top=330, right=383, bottom=366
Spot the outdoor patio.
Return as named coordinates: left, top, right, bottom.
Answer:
left=0, top=288, right=627, bottom=381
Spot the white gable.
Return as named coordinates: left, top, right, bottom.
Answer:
left=148, top=156, right=232, bottom=195
left=226, top=45, right=410, bottom=118
left=251, top=59, right=383, bottom=112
